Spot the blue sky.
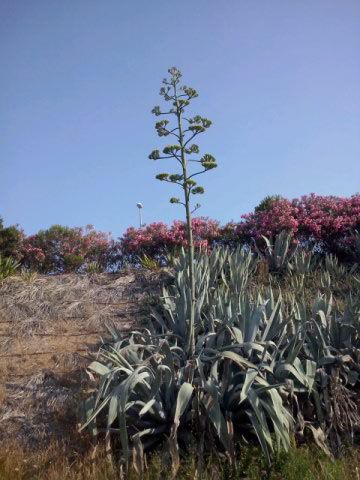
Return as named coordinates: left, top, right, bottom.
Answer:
left=1, top=1, right=359, bottom=237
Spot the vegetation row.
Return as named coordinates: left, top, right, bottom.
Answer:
left=1, top=192, right=360, bottom=276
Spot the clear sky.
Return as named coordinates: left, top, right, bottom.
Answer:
left=1, top=1, right=359, bottom=237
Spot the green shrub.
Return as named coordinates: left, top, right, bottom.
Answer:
left=0, top=216, right=23, bottom=259
left=255, top=195, right=284, bottom=213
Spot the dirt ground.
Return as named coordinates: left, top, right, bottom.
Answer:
left=0, top=270, right=167, bottom=448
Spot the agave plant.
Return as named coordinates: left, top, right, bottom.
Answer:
left=164, top=246, right=256, bottom=340
left=225, top=246, right=257, bottom=295
left=139, top=254, right=161, bottom=271
left=81, top=249, right=303, bottom=472
left=171, top=246, right=228, bottom=296
left=81, top=245, right=360, bottom=470
left=324, top=254, right=347, bottom=279
left=289, top=250, right=317, bottom=275
left=257, top=231, right=298, bottom=273
left=291, top=293, right=360, bottom=452
left=0, top=255, right=20, bottom=280
left=81, top=298, right=295, bottom=472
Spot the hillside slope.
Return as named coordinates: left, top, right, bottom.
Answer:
left=0, top=270, right=166, bottom=448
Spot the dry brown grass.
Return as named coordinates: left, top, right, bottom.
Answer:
left=0, top=385, right=6, bottom=404
left=0, top=270, right=169, bottom=449
left=0, top=271, right=156, bottom=331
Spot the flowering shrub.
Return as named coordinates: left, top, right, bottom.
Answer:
left=171, top=217, right=221, bottom=248
left=294, top=194, right=360, bottom=257
left=121, top=217, right=221, bottom=263
left=236, top=198, right=299, bottom=242
left=231, top=194, right=360, bottom=259
left=21, top=225, right=120, bottom=273
left=120, top=222, right=171, bottom=263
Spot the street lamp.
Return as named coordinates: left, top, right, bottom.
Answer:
left=136, top=202, right=143, bottom=228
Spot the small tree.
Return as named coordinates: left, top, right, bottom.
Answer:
left=149, top=67, right=217, bottom=354
left=254, top=195, right=284, bottom=213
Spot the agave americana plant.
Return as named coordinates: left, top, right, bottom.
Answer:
left=81, top=246, right=360, bottom=471
left=324, top=254, right=347, bottom=279
left=289, top=250, right=317, bottom=275
left=80, top=248, right=318, bottom=473
left=257, top=231, right=297, bottom=273
left=0, top=255, right=20, bottom=280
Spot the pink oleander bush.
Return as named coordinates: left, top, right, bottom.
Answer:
left=121, top=217, right=221, bottom=263
left=234, top=193, right=360, bottom=259
left=236, top=198, right=299, bottom=241
left=21, top=224, right=120, bottom=273
left=295, top=194, right=360, bottom=257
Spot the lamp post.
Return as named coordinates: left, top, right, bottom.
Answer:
left=136, top=202, right=143, bottom=228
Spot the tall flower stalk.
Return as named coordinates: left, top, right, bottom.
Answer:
left=149, top=67, right=217, bottom=355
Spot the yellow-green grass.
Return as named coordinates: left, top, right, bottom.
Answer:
left=0, top=443, right=359, bottom=480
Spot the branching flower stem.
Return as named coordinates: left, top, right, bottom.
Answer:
left=149, top=67, right=218, bottom=356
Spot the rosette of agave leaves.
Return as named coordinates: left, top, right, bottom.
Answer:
left=80, top=245, right=360, bottom=475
